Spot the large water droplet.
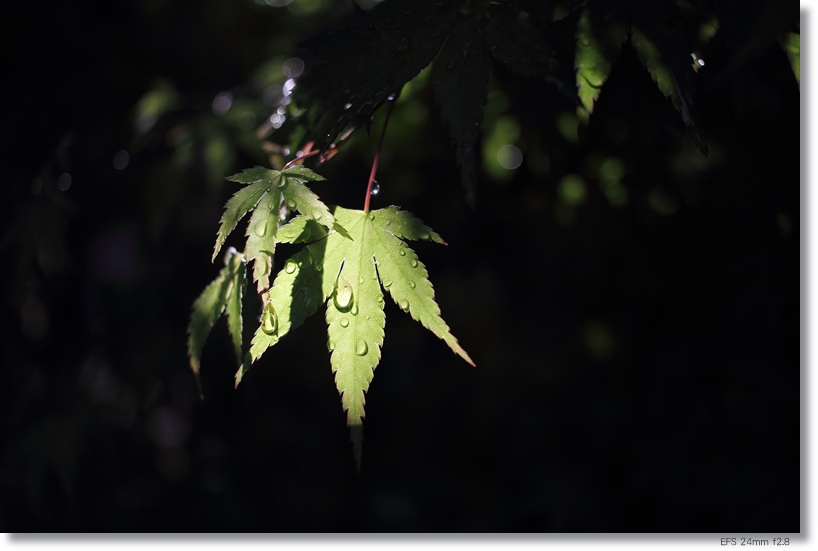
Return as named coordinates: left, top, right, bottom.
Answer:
left=371, top=181, right=380, bottom=195
left=398, top=249, right=406, bottom=256
left=254, top=220, right=267, bottom=237
left=408, top=280, right=416, bottom=289
left=261, top=302, right=278, bottom=335
left=399, top=299, right=409, bottom=311
left=340, top=317, right=349, bottom=328
left=334, top=276, right=354, bottom=311
left=356, top=338, right=368, bottom=356
left=395, top=37, right=411, bottom=57
left=284, top=259, right=297, bottom=274
left=409, top=258, right=418, bottom=268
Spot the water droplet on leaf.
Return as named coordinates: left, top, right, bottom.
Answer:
left=284, top=259, right=297, bottom=274
left=408, top=280, right=416, bottom=289
left=409, top=258, right=418, bottom=268
left=356, top=339, right=368, bottom=356
left=312, top=209, right=323, bottom=221
left=395, top=37, right=411, bottom=57
left=399, top=299, right=409, bottom=311
left=286, top=198, right=297, bottom=209
left=334, top=276, right=354, bottom=311
left=261, top=302, right=278, bottom=335
left=340, top=317, right=349, bottom=328
left=398, top=249, right=406, bottom=256
left=254, top=220, right=267, bottom=237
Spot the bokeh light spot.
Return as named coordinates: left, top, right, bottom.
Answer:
left=497, top=145, right=523, bottom=170
left=583, top=321, right=615, bottom=361
left=598, top=157, right=627, bottom=206
left=113, top=150, right=130, bottom=170
left=237, top=111, right=257, bottom=130
left=648, top=185, right=679, bottom=215
left=57, top=173, right=72, bottom=191
left=557, top=112, right=579, bottom=143
left=558, top=174, right=586, bottom=206
left=282, top=57, right=304, bottom=79
left=212, top=92, right=233, bottom=116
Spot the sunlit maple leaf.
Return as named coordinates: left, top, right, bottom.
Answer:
left=245, top=205, right=473, bottom=470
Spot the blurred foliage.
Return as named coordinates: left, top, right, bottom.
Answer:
left=0, top=0, right=800, bottom=532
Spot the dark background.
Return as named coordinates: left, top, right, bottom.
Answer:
left=0, top=0, right=801, bottom=532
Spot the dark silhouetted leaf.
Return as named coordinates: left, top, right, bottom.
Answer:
left=431, top=18, right=489, bottom=206
left=481, top=5, right=558, bottom=81
left=296, top=0, right=457, bottom=153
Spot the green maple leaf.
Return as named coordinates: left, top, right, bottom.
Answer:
left=187, top=248, right=247, bottom=397
left=574, top=8, right=627, bottom=124
left=244, top=205, right=473, bottom=470
left=213, top=166, right=335, bottom=292
left=779, top=32, right=800, bottom=86
left=630, top=26, right=707, bottom=155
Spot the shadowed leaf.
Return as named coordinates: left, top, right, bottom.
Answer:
left=431, top=19, right=489, bottom=206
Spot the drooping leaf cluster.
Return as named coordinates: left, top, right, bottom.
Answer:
left=188, top=166, right=473, bottom=470
left=186, top=0, right=797, bottom=472
left=294, top=0, right=798, bottom=201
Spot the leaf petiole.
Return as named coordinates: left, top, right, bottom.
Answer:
left=363, top=93, right=399, bottom=213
